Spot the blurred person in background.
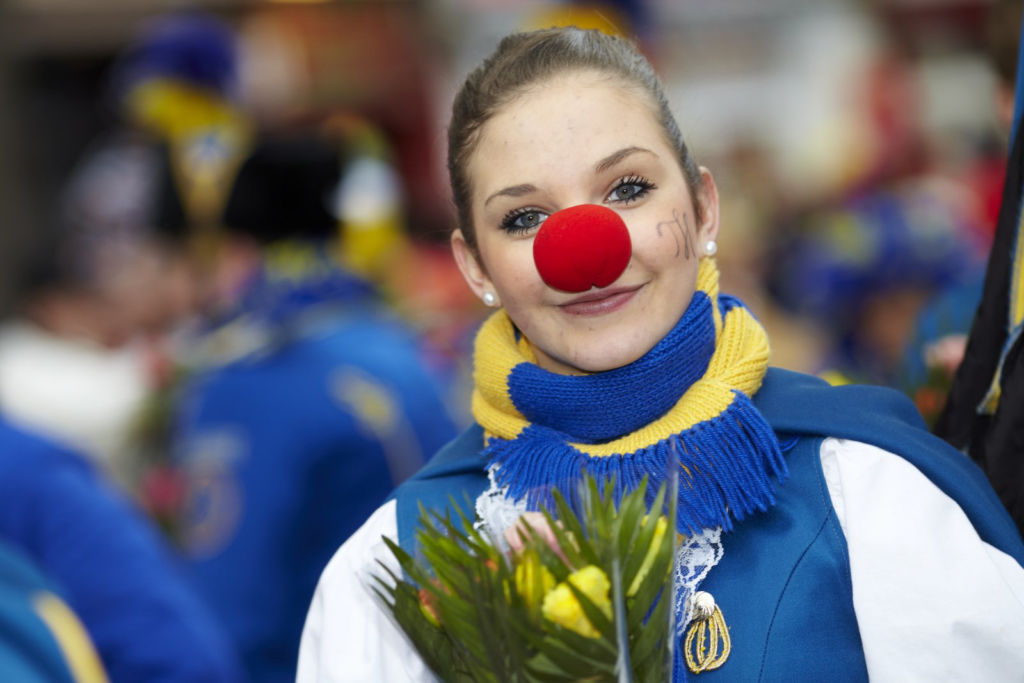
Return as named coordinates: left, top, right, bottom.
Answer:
left=900, top=0, right=1021, bottom=427
left=0, top=12, right=265, bottom=681
left=0, top=12, right=249, bottom=493
left=230, top=2, right=479, bottom=425
left=108, top=12, right=252, bottom=248
left=0, top=125, right=201, bottom=490
left=170, top=126, right=458, bottom=683
left=761, top=5, right=1000, bottom=394
left=0, top=412, right=244, bottom=681
left=768, top=177, right=985, bottom=389
left=0, top=179, right=168, bottom=484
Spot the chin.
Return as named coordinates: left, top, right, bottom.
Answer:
left=528, top=322, right=663, bottom=375
left=562, top=338, right=653, bottom=374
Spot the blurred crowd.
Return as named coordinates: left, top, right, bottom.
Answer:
left=0, top=0, right=1016, bottom=680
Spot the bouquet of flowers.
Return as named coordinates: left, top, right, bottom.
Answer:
left=373, top=475, right=678, bottom=682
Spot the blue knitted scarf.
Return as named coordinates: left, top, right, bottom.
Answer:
left=472, top=259, right=787, bottom=533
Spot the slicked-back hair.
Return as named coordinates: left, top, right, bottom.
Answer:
left=447, top=26, right=703, bottom=250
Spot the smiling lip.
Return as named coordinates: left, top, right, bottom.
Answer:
left=559, top=285, right=642, bottom=316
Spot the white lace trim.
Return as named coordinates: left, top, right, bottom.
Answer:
left=474, top=467, right=527, bottom=553
left=473, top=465, right=725, bottom=634
left=674, top=527, right=724, bottom=635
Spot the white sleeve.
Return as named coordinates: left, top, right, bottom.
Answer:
left=296, top=499, right=437, bottom=683
left=820, top=438, right=1024, bottom=682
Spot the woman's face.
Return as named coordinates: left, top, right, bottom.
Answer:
left=452, top=71, right=720, bottom=375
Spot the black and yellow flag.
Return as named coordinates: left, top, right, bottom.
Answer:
left=935, top=7, right=1024, bottom=533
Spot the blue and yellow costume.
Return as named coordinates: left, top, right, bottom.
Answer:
left=390, top=369, right=1023, bottom=680
left=299, top=259, right=1024, bottom=682
left=172, top=135, right=458, bottom=683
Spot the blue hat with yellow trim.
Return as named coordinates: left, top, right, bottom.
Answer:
left=110, top=13, right=238, bottom=100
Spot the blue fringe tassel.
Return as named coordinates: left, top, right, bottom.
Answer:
left=486, top=390, right=788, bottom=535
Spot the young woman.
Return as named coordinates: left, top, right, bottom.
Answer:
left=298, top=27, right=1024, bottom=681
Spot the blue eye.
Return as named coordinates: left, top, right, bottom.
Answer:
left=501, top=208, right=548, bottom=233
left=607, top=176, right=655, bottom=205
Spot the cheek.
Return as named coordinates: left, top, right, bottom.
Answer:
left=629, top=206, right=697, bottom=268
left=481, top=242, right=542, bottom=296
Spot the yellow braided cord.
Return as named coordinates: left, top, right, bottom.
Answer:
left=684, top=605, right=731, bottom=674
left=472, top=259, right=771, bottom=456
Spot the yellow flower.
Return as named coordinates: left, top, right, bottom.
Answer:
left=418, top=587, right=440, bottom=628
left=514, top=550, right=556, bottom=611
left=542, top=565, right=611, bottom=638
left=627, top=515, right=669, bottom=597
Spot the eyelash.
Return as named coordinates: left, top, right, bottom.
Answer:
left=498, top=175, right=657, bottom=234
left=500, top=207, right=547, bottom=234
left=607, top=175, right=656, bottom=205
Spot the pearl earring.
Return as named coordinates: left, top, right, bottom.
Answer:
left=703, top=240, right=718, bottom=257
left=482, top=292, right=497, bottom=307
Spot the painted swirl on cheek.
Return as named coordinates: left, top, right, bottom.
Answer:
left=655, top=209, right=695, bottom=260
left=532, top=204, right=632, bottom=292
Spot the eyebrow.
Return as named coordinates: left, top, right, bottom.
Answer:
left=482, top=147, right=657, bottom=207
left=594, top=146, right=656, bottom=173
left=484, top=183, right=538, bottom=207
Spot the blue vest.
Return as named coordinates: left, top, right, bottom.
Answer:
left=393, top=368, right=1024, bottom=681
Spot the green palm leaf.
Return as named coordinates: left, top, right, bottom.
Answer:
left=375, top=473, right=678, bottom=681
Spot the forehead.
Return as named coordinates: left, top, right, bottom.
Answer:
left=468, top=72, right=668, bottom=193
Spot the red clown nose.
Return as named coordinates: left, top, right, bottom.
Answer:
left=532, top=204, right=632, bottom=292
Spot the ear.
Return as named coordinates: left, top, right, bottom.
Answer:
left=451, top=229, right=498, bottom=305
left=695, top=167, right=721, bottom=245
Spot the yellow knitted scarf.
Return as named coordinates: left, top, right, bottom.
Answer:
left=471, top=259, right=786, bottom=532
